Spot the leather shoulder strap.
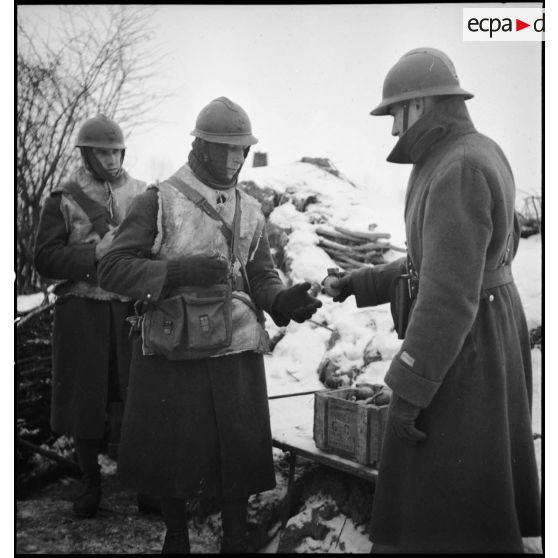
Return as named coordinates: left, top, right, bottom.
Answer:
left=61, top=180, right=113, bottom=238
left=165, top=176, right=264, bottom=321
left=165, top=175, right=239, bottom=248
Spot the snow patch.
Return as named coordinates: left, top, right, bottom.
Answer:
left=17, top=293, right=47, bottom=313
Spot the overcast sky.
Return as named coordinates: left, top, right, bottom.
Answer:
left=18, top=3, right=542, bottom=205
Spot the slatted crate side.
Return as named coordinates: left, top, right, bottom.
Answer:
left=361, top=404, right=389, bottom=465
left=314, top=388, right=389, bottom=466
left=314, top=387, right=355, bottom=450
left=313, top=391, right=328, bottom=450
left=356, top=404, right=370, bottom=465
left=325, top=395, right=359, bottom=459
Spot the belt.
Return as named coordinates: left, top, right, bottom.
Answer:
left=482, top=265, right=513, bottom=290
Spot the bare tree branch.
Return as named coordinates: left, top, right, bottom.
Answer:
left=17, top=5, right=167, bottom=294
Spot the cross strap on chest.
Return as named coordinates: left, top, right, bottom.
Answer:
left=164, top=175, right=265, bottom=323
left=61, top=180, right=118, bottom=238
left=165, top=175, right=242, bottom=263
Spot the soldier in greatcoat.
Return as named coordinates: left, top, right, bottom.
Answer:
left=97, top=97, right=322, bottom=553
left=34, top=115, right=146, bottom=517
left=331, top=48, right=541, bottom=553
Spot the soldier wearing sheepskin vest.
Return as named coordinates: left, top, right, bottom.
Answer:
left=331, top=48, right=541, bottom=553
left=98, top=97, right=322, bottom=554
left=34, top=115, right=146, bottom=519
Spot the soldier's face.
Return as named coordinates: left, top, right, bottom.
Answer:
left=389, top=99, right=424, bottom=137
left=92, top=148, right=123, bottom=176
left=224, top=144, right=246, bottom=180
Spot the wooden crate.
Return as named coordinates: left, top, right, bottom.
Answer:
left=313, top=388, right=389, bottom=466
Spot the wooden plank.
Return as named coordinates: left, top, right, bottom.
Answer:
left=16, top=301, right=54, bottom=328
left=333, top=254, right=367, bottom=269
left=382, top=243, right=407, bottom=253
left=334, top=226, right=391, bottom=242
left=317, top=236, right=353, bottom=252
left=272, top=425, right=377, bottom=482
left=315, top=227, right=361, bottom=244
left=313, top=392, right=328, bottom=450
left=356, top=405, right=368, bottom=465
left=322, top=248, right=367, bottom=266
left=17, top=437, right=81, bottom=475
left=352, top=242, right=390, bottom=252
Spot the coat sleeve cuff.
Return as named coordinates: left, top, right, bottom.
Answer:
left=262, top=285, right=287, bottom=315
left=351, top=267, right=378, bottom=307
left=385, top=354, right=440, bottom=409
left=165, top=260, right=182, bottom=289
left=266, top=287, right=290, bottom=326
left=141, top=260, right=169, bottom=303
left=83, top=245, right=98, bottom=282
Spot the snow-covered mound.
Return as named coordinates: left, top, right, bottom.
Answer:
left=242, top=161, right=406, bottom=248
left=240, top=160, right=406, bottom=396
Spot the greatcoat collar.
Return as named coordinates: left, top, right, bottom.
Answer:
left=387, top=100, right=477, bottom=165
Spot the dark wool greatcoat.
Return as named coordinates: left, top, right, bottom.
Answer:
left=50, top=296, right=133, bottom=438
left=97, top=187, right=286, bottom=499
left=351, top=100, right=541, bottom=553
left=34, top=168, right=144, bottom=439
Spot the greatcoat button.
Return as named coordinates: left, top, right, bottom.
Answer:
left=488, top=294, right=495, bottom=302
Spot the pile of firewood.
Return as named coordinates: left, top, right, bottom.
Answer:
left=316, top=225, right=405, bottom=270
left=17, top=304, right=55, bottom=437
left=16, top=303, right=81, bottom=494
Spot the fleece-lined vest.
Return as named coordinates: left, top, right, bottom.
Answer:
left=58, top=167, right=146, bottom=301
left=151, top=163, right=269, bottom=357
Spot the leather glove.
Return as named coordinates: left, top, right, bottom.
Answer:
left=95, top=228, right=117, bottom=261
left=389, top=393, right=427, bottom=444
left=272, top=281, right=323, bottom=323
left=166, top=254, right=229, bottom=288
left=328, top=272, right=354, bottom=303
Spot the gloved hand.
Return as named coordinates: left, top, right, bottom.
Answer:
left=389, top=392, right=426, bottom=444
left=272, top=282, right=323, bottom=323
left=95, top=228, right=117, bottom=261
left=166, top=254, right=229, bottom=288
left=328, top=272, right=354, bottom=303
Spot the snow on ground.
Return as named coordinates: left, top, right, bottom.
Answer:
left=17, top=292, right=46, bottom=314
left=513, top=234, right=542, bottom=330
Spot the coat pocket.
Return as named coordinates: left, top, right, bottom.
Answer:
left=182, top=286, right=232, bottom=350
left=142, top=285, right=233, bottom=360
left=142, top=294, right=187, bottom=358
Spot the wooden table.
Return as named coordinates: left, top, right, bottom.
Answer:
left=268, top=393, right=378, bottom=526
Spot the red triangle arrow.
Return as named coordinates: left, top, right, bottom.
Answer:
left=516, top=18, right=530, bottom=31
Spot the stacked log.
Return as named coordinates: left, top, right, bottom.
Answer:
left=17, top=304, right=54, bottom=436
left=16, top=304, right=79, bottom=493
left=316, top=225, right=405, bottom=271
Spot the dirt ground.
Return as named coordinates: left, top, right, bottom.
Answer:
left=16, top=457, right=281, bottom=554
left=15, top=446, right=542, bottom=554
left=16, top=450, right=376, bottom=554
